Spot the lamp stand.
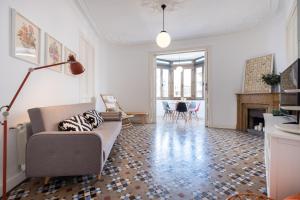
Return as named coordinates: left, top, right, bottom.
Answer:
left=1, top=109, right=8, bottom=200
left=0, top=56, right=83, bottom=200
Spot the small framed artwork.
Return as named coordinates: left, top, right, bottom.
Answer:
left=11, top=9, right=41, bottom=65
left=45, top=33, right=62, bottom=72
left=64, top=47, right=77, bottom=76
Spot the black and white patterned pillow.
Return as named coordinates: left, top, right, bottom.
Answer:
left=83, top=110, right=104, bottom=128
left=58, top=114, right=93, bottom=131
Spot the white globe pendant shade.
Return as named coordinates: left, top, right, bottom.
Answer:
left=156, top=31, right=171, bottom=48
left=176, top=66, right=183, bottom=72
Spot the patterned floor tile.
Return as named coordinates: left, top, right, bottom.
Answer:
left=7, top=122, right=266, bottom=199
left=106, top=177, right=131, bottom=193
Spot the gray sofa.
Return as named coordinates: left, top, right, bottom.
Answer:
left=26, top=102, right=122, bottom=181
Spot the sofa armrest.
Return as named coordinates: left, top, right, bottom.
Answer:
left=100, top=112, right=122, bottom=121
left=26, top=131, right=102, bottom=177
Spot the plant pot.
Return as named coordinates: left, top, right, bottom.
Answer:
left=271, top=84, right=280, bottom=93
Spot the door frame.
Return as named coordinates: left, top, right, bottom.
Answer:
left=148, top=46, right=211, bottom=127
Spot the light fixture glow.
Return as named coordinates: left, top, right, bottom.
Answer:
left=156, top=4, right=171, bottom=48
left=156, top=31, right=171, bottom=48
left=176, top=66, right=183, bottom=72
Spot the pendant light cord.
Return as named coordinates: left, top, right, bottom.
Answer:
left=161, top=4, right=166, bottom=31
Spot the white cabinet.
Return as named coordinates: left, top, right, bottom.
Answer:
left=264, top=114, right=300, bottom=200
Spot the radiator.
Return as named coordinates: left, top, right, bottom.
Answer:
left=16, top=123, right=27, bottom=171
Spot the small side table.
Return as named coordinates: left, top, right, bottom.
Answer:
left=126, top=112, right=149, bottom=125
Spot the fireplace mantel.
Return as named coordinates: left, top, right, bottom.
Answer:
left=236, top=93, right=279, bottom=131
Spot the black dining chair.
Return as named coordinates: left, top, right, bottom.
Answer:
left=176, top=102, right=188, bottom=122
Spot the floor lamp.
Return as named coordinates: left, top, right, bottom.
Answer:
left=0, top=55, right=85, bottom=200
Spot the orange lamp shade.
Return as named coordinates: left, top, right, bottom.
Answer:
left=68, top=55, right=85, bottom=75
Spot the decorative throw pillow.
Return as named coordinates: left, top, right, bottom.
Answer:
left=83, top=110, right=104, bottom=128
left=58, top=114, right=93, bottom=131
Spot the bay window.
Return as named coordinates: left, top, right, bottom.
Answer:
left=183, top=69, right=192, bottom=97
left=157, top=64, right=204, bottom=99
left=196, top=67, right=204, bottom=98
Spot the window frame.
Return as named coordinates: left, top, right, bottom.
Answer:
left=195, top=65, right=204, bottom=100
left=156, top=65, right=170, bottom=99
left=156, top=62, right=205, bottom=100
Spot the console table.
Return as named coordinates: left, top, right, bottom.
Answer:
left=264, top=113, right=300, bottom=199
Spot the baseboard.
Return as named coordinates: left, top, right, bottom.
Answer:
left=209, top=124, right=236, bottom=130
left=0, top=171, right=26, bottom=196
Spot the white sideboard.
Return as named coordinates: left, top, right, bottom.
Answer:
left=264, top=113, right=300, bottom=200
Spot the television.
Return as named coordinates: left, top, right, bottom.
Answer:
left=280, top=59, right=300, bottom=122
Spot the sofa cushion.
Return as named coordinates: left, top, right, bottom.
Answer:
left=58, top=115, right=93, bottom=132
left=94, top=121, right=122, bottom=162
left=83, top=110, right=103, bottom=128
left=28, top=103, right=95, bottom=134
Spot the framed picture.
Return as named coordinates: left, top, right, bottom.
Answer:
left=45, top=33, right=62, bottom=72
left=243, top=54, right=273, bottom=93
left=64, top=47, right=77, bottom=76
left=11, top=9, right=41, bottom=65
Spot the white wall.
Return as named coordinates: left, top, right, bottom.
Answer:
left=0, top=0, right=107, bottom=194
left=0, top=0, right=296, bottom=194
left=103, top=1, right=294, bottom=129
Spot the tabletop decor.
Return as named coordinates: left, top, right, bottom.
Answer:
left=11, top=9, right=41, bottom=65
left=262, top=73, right=280, bottom=92
left=45, top=33, right=63, bottom=72
left=0, top=55, right=85, bottom=200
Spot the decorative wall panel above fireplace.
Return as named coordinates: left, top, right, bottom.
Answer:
left=236, top=93, right=279, bottom=132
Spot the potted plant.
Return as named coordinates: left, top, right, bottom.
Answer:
left=261, top=73, right=281, bottom=92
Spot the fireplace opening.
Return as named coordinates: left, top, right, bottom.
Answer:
left=247, top=108, right=266, bottom=134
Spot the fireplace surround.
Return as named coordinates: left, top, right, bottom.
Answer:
left=236, top=93, right=279, bottom=132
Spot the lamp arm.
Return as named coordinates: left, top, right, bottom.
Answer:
left=1, top=60, right=70, bottom=113
left=0, top=59, right=78, bottom=200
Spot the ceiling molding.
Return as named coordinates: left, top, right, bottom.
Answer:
left=73, top=0, right=141, bottom=45
left=73, top=0, right=282, bottom=45
left=73, top=0, right=107, bottom=41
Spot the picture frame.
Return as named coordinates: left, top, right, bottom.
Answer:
left=64, top=47, right=77, bottom=76
left=11, top=9, right=41, bottom=65
left=45, top=33, right=63, bottom=72
left=243, top=54, right=274, bottom=93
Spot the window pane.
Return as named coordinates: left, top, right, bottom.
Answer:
left=156, top=68, right=161, bottom=97
left=196, top=67, right=203, bottom=98
left=157, top=60, right=170, bottom=65
left=162, top=69, right=169, bottom=97
left=174, top=69, right=181, bottom=97
left=183, top=69, right=192, bottom=97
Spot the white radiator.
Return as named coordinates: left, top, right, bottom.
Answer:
left=16, top=123, right=27, bottom=171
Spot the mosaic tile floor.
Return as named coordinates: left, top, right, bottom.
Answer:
left=8, top=121, right=266, bottom=200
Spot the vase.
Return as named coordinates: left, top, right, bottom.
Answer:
left=271, top=84, right=280, bottom=93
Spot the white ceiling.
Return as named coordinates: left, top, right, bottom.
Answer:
left=77, top=0, right=280, bottom=44
left=157, top=51, right=204, bottom=61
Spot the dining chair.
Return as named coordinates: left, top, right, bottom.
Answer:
left=162, top=101, right=173, bottom=120
left=175, top=102, right=188, bottom=122
left=189, top=102, right=200, bottom=120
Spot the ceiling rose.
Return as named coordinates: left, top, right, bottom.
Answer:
left=141, top=0, right=189, bottom=12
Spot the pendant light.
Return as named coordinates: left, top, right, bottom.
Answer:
left=156, top=4, right=171, bottom=48
left=176, top=55, right=183, bottom=72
